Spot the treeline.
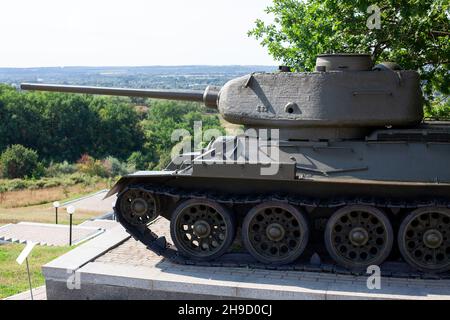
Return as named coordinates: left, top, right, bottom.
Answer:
left=0, top=84, right=223, bottom=179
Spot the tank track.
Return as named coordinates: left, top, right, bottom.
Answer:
left=115, top=184, right=450, bottom=280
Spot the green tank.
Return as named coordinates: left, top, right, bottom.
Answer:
left=21, top=54, right=450, bottom=275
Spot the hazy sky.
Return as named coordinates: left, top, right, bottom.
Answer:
left=0, top=0, right=277, bottom=67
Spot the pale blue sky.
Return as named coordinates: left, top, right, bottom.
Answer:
left=0, top=0, right=277, bottom=67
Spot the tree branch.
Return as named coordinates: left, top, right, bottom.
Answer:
left=431, top=30, right=450, bottom=36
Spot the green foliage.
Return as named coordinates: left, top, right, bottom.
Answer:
left=37, top=92, right=99, bottom=161
left=0, top=243, right=71, bottom=299
left=89, top=97, right=144, bottom=160
left=0, top=85, right=225, bottom=174
left=0, top=99, right=7, bottom=152
left=0, top=85, right=144, bottom=162
left=127, top=151, right=148, bottom=171
left=249, top=0, right=449, bottom=116
left=0, top=144, right=40, bottom=179
left=0, top=85, right=45, bottom=155
left=32, top=162, right=46, bottom=180
left=141, top=100, right=224, bottom=169
left=0, top=173, right=106, bottom=192
left=103, top=156, right=132, bottom=177
left=75, top=154, right=132, bottom=178
left=76, top=154, right=109, bottom=178
left=45, top=161, right=77, bottom=177
left=425, top=96, right=450, bottom=120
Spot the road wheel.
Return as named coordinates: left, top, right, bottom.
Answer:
left=325, top=205, right=393, bottom=270
left=170, top=199, right=236, bottom=261
left=398, top=207, right=450, bottom=273
left=118, top=188, right=159, bottom=226
left=242, top=202, right=309, bottom=265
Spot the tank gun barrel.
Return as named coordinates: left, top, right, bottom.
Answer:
left=20, top=83, right=220, bottom=108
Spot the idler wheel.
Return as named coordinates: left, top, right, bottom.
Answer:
left=325, top=205, right=393, bottom=270
left=118, top=188, right=159, bottom=226
left=170, top=199, right=236, bottom=261
left=242, top=202, right=309, bottom=265
left=398, top=207, right=450, bottom=273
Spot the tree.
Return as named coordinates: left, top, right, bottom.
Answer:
left=0, top=85, right=45, bottom=154
left=90, top=96, right=144, bottom=160
left=39, top=92, right=99, bottom=162
left=0, top=98, right=6, bottom=151
left=141, top=100, right=223, bottom=169
left=127, top=151, right=149, bottom=171
left=76, top=154, right=108, bottom=178
left=249, top=0, right=449, bottom=117
left=0, top=87, right=145, bottom=164
left=0, top=86, right=99, bottom=162
left=0, top=144, right=40, bottom=179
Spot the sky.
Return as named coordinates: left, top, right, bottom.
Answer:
left=0, top=0, right=277, bottom=68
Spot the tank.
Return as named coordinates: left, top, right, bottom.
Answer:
left=21, top=54, right=450, bottom=275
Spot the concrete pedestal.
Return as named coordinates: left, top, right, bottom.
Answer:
left=43, top=219, right=450, bottom=300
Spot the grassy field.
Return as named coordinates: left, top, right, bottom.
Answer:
left=0, top=182, right=109, bottom=226
left=0, top=182, right=110, bottom=298
left=0, top=203, right=104, bottom=226
left=0, top=181, right=109, bottom=209
left=0, top=243, right=71, bottom=299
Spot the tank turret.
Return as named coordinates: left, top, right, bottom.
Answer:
left=21, top=54, right=424, bottom=140
left=217, top=54, right=423, bottom=139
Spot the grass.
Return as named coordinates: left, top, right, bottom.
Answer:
left=0, top=173, right=113, bottom=192
left=0, top=176, right=114, bottom=298
left=0, top=243, right=71, bottom=299
left=0, top=182, right=107, bottom=298
left=0, top=180, right=109, bottom=209
left=0, top=203, right=103, bottom=226
left=0, top=182, right=111, bottom=226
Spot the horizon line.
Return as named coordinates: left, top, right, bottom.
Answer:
left=0, top=64, right=278, bottom=70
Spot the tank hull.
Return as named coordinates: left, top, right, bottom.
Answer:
left=110, top=173, right=450, bottom=201
left=110, top=123, right=450, bottom=198
left=110, top=124, right=450, bottom=274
